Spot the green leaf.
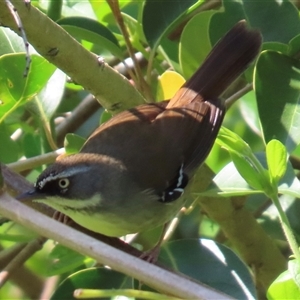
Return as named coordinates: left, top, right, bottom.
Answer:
left=267, top=263, right=300, bottom=300
left=216, top=127, right=253, bottom=156
left=288, top=259, right=300, bottom=289
left=201, top=154, right=300, bottom=198
left=209, top=1, right=245, bottom=46
left=255, top=51, right=300, bottom=153
left=142, top=0, right=201, bottom=49
left=51, top=268, right=132, bottom=299
left=0, top=27, right=31, bottom=55
left=100, top=109, right=112, bottom=125
left=47, top=244, right=90, bottom=276
left=159, top=239, right=256, bottom=299
left=230, top=151, right=266, bottom=191
left=51, top=239, right=255, bottom=299
left=27, top=69, right=66, bottom=120
left=179, top=11, right=215, bottom=79
left=237, top=90, right=261, bottom=136
left=22, top=133, right=42, bottom=158
left=122, top=4, right=146, bottom=46
left=0, top=123, right=19, bottom=163
left=200, top=160, right=259, bottom=197
left=57, top=17, right=123, bottom=59
left=262, top=42, right=289, bottom=55
left=88, top=1, right=118, bottom=28
left=242, top=0, right=300, bottom=43
left=266, top=139, right=288, bottom=185
left=216, top=127, right=274, bottom=193
left=0, top=54, right=56, bottom=123
left=64, top=133, right=86, bottom=155
left=288, top=34, right=300, bottom=56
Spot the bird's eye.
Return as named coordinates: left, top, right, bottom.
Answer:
left=58, top=178, right=69, bottom=189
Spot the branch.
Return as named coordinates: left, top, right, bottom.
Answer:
left=0, top=192, right=230, bottom=299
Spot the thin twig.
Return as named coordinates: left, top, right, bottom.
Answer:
left=4, top=0, right=31, bottom=76
left=225, top=83, right=253, bottom=109
left=7, top=148, right=65, bottom=173
left=106, top=0, right=153, bottom=101
left=0, top=243, right=44, bottom=299
left=0, top=237, right=46, bottom=288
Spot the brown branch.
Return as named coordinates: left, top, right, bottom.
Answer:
left=106, top=0, right=153, bottom=102
left=55, top=94, right=101, bottom=147
left=0, top=244, right=44, bottom=299
left=0, top=192, right=230, bottom=299
left=0, top=237, right=46, bottom=288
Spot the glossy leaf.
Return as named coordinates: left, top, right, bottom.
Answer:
left=238, top=90, right=261, bottom=136
left=143, top=0, right=201, bottom=48
left=28, top=69, right=66, bottom=120
left=179, top=11, right=215, bottom=78
left=289, top=33, right=300, bottom=56
left=159, top=239, right=256, bottom=299
left=51, top=268, right=132, bottom=299
left=230, top=151, right=266, bottom=191
left=209, top=0, right=245, bottom=46
left=267, top=261, right=300, bottom=300
left=0, top=27, right=31, bottom=55
left=217, top=127, right=257, bottom=158
left=57, top=17, right=123, bottom=59
left=64, top=133, right=86, bottom=155
left=51, top=239, right=255, bottom=299
left=202, top=154, right=300, bottom=198
left=122, top=3, right=146, bottom=46
left=47, top=244, right=89, bottom=276
left=243, top=0, right=300, bottom=43
left=266, top=139, right=288, bottom=185
left=0, top=54, right=56, bottom=123
left=255, top=51, right=300, bottom=153
left=216, top=127, right=272, bottom=192
left=288, top=259, right=300, bottom=289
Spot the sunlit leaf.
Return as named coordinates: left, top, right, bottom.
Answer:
left=156, top=70, right=184, bottom=101
left=255, top=51, right=300, bottom=153
left=266, top=139, right=288, bottom=185
left=0, top=54, right=56, bottom=123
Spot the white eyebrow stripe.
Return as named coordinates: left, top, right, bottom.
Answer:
left=36, top=165, right=91, bottom=189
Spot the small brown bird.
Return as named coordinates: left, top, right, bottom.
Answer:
left=18, top=21, right=262, bottom=237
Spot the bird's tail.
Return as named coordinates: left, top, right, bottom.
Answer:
left=171, top=20, right=262, bottom=106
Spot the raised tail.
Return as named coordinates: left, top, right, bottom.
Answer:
left=170, top=20, right=262, bottom=106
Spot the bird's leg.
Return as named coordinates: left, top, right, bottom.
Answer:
left=52, top=211, right=72, bottom=225
left=140, top=222, right=170, bottom=263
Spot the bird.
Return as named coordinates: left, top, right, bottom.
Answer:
left=17, top=21, right=262, bottom=238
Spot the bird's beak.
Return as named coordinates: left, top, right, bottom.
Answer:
left=16, top=189, right=47, bottom=201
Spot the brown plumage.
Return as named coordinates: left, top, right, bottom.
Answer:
left=18, top=20, right=262, bottom=237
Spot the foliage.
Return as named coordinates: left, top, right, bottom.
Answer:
left=1, top=0, right=300, bottom=299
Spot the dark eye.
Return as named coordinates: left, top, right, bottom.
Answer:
left=58, top=178, right=69, bottom=189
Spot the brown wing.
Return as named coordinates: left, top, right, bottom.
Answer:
left=81, top=98, right=222, bottom=193
left=81, top=20, right=261, bottom=195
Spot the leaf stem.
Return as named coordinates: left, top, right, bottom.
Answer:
left=270, top=192, right=300, bottom=261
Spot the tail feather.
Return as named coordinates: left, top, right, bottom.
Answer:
left=173, top=20, right=262, bottom=104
